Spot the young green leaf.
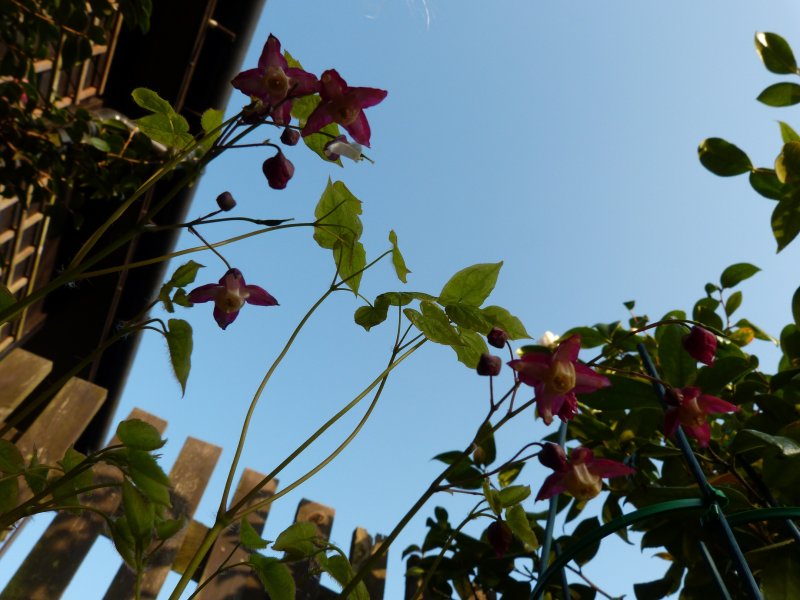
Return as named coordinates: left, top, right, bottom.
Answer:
left=314, top=179, right=363, bottom=250
left=155, top=516, right=185, bottom=540
left=775, top=141, right=800, bottom=183
left=136, top=113, right=193, bottom=149
left=757, top=82, right=800, bottom=107
left=199, top=108, right=223, bottom=152
left=720, top=263, right=760, bottom=289
left=0, top=477, right=19, bottom=515
left=272, top=521, right=319, bottom=557
left=749, top=168, right=786, bottom=200
left=657, top=324, right=697, bottom=387
left=116, top=418, right=166, bottom=451
left=319, top=553, right=370, bottom=600
left=122, top=479, right=155, bottom=540
left=0, top=440, right=24, bottom=474
left=497, top=485, right=531, bottom=507
left=498, top=462, right=524, bottom=488
left=388, top=230, right=410, bottom=283
left=167, top=261, right=204, bottom=287
left=505, top=504, right=539, bottom=550
left=451, top=328, right=488, bottom=369
left=472, top=421, right=496, bottom=466
left=438, top=262, right=503, bottom=307
left=166, top=319, right=192, bottom=395
left=780, top=121, right=800, bottom=143
left=131, top=87, right=174, bottom=114
left=354, top=296, right=390, bottom=331
left=445, top=303, right=492, bottom=333
left=249, top=555, right=295, bottom=600
left=240, top=518, right=269, bottom=550
left=481, top=305, right=530, bottom=339
left=772, top=195, right=800, bottom=251
left=755, top=32, right=798, bottom=75
left=404, top=302, right=462, bottom=346
left=697, top=138, right=752, bottom=176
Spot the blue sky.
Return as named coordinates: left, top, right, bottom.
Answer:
left=4, top=1, right=800, bottom=598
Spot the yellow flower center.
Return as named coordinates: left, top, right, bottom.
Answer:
left=545, top=360, right=576, bottom=394
left=262, top=66, right=290, bottom=100
left=680, top=395, right=706, bottom=428
left=216, top=288, right=247, bottom=313
left=563, top=463, right=602, bottom=500
left=332, top=100, right=359, bottom=126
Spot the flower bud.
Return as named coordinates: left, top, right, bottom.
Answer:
left=280, top=127, right=300, bottom=146
left=487, top=327, right=509, bottom=349
left=486, top=520, right=513, bottom=557
left=538, top=443, right=568, bottom=472
left=215, top=191, right=236, bottom=211
left=476, top=353, right=502, bottom=376
left=682, top=326, right=717, bottom=366
left=262, top=151, right=295, bottom=190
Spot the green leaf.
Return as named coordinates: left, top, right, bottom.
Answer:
left=291, top=95, right=342, bottom=164
left=122, top=479, right=155, bottom=540
left=601, top=494, right=629, bottom=543
left=751, top=168, right=790, bottom=200
left=452, top=329, right=486, bottom=370
left=88, top=137, right=110, bottom=152
left=136, top=113, right=193, bottom=149
left=570, top=517, right=601, bottom=566
left=562, top=326, right=608, bottom=348
left=725, top=290, right=743, bottom=316
left=633, top=562, right=683, bottom=600
left=438, top=262, right=503, bottom=307
left=272, top=521, right=319, bottom=557
left=497, top=485, right=531, bottom=507
left=249, top=555, right=295, bottom=600
left=720, top=263, right=760, bottom=289
left=793, top=285, right=800, bottom=327
left=335, top=241, right=367, bottom=295
left=755, top=32, right=798, bottom=75
left=758, top=82, right=800, bottom=107
left=657, top=324, right=697, bottom=387
left=692, top=297, right=723, bottom=331
left=772, top=194, right=800, bottom=251
left=0, top=440, right=24, bottom=474
left=445, top=303, right=492, bottom=333
left=697, top=138, right=752, bottom=176
left=126, top=450, right=171, bottom=506
left=354, top=296, right=390, bottom=331
left=481, top=305, right=530, bottom=340
left=0, top=283, right=15, bottom=314
left=199, top=108, right=223, bottom=152
left=319, top=554, right=370, bottom=600
left=483, top=480, right=501, bottom=515
left=284, top=49, right=302, bottom=70
left=377, top=291, right=438, bottom=307
left=472, top=421, right=496, bottom=466
left=404, top=302, right=462, bottom=346
left=498, top=462, right=524, bottom=488
left=388, top=230, right=410, bottom=283
left=172, top=289, right=192, bottom=308
left=24, top=451, right=48, bottom=495
left=116, top=419, right=166, bottom=451
left=585, top=375, right=661, bottom=411
left=694, top=356, right=753, bottom=395
left=505, top=504, right=538, bottom=549
left=167, top=261, right=204, bottom=287
left=780, top=121, right=800, bottom=143
left=0, top=477, right=19, bottom=515
left=730, top=429, right=800, bottom=457
left=131, top=87, right=173, bottom=114
left=58, top=448, right=93, bottom=490
left=166, top=319, right=192, bottom=395
left=314, top=180, right=364, bottom=292
left=155, top=516, right=185, bottom=540
left=240, top=518, right=269, bottom=550
left=110, top=516, right=137, bottom=567
left=775, top=141, right=800, bottom=184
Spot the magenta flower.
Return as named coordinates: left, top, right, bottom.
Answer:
left=508, top=335, right=610, bottom=425
left=231, top=34, right=319, bottom=125
left=536, top=445, right=634, bottom=502
left=664, top=387, right=739, bottom=447
left=682, top=326, right=717, bottom=366
left=302, top=69, right=387, bottom=147
left=262, top=151, right=295, bottom=190
left=187, top=268, right=278, bottom=330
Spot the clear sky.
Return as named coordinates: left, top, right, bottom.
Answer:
left=4, top=1, right=800, bottom=598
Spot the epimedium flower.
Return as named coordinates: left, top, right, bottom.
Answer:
left=262, top=150, right=295, bottom=190
left=508, top=335, right=610, bottom=425
left=323, top=135, right=363, bottom=162
left=187, top=268, right=278, bottom=330
left=682, top=325, right=717, bottom=366
left=302, top=69, right=387, bottom=147
left=664, top=386, right=739, bottom=447
left=536, top=444, right=635, bottom=502
left=231, top=34, right=319, bottom=125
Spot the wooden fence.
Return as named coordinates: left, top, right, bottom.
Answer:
left=0, top=348, right=388, bottom=599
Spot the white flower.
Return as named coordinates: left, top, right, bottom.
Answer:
left=324, top=136, right=363, bottom=162
left=537, top=331, right=560, bottom=348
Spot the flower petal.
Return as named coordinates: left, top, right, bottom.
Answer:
left=271, top=102, right=292, bottom=126
left=186, top=283, right=222, bottom=303
left=343, top=110, right=372, bottom=146
left=220, top=268, right=246, bottom=290
left=664, top=408, right=680, bottom=437
left=508, top=354, right=549, bottom=387
left=536, top=472, right=567, bottom=501
left=302, top=103, right=335, bottom=138
left=554, top=335, right=581, bottom=363
left=286, top=68, right=320, bottom=97
left=246, top=285, right=279, bottom=306
left=684, top=422, right=712, bottom=447
left=587, top=458, right=635, bottom=479
left=351, top=86, right=388, bottom=109
left=537, top=392, right=565, bottom=426
left=698, top=394, right=739, bottom=415
left=319, top=69, right=348, bottom=99
left=231, top=68, right=267, bottom=98
left=258, top=34, right=287, bottom=70
left=574, top=364, right=611, bottom=393
left=213, top=306, right=239, bottom=330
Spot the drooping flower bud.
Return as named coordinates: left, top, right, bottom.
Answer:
left=216, top=191, right=237, bottom=211
left=262, top=151, right=295, bottom=190
left=682, top=326, right=717, bottom=366
left=280, top=127, right=300, bottom=146
left=324, top=135, right=363, bottom=162
left=538, top=443, right=568, bottom=472
left=486, top=520, right=513, bottom=557
left=477, top=353, right=502, bottom=376
left=487, top=327, right=509, bottom=349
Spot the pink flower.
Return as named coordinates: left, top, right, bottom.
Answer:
left=508, top=335, right=610, bottom=425
left=187, top=268, right=278, bottom=330
left=262, top=151, right=295, bottom=190
left=302, top=69, right=387, bottom=147
left=231, top=34, right=319, bottom=125
left=664, top=387, right=739, bottom=447
left=536, top=445, right=634, bottom=502
left=682, top=326, right=717, bottom=366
